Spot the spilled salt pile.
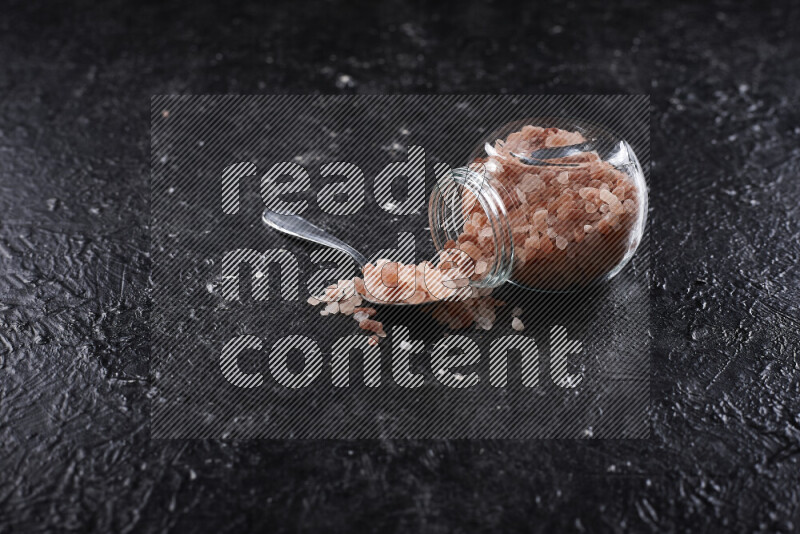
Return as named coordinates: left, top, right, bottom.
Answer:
left=306, top=251, right=508, bottom=343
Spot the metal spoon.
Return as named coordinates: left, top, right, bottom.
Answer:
left=262, top=209, right=368, bottom=268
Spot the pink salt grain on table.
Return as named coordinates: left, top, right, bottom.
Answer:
left=306, top=266, right=520, bottom=340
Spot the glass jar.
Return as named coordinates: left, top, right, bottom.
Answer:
left=428, top=118, right=647, bottom=291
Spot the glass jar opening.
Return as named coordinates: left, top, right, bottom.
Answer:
left=428, top=167, right=515, bottom=288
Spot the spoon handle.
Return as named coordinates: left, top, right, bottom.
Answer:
left=261, top=209, right=368, bottom=269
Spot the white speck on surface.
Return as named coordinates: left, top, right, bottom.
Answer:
left=336, top=74, right=355, bottom=89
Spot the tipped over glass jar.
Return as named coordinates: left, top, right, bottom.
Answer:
left=428, top=118, right=647, bottom=291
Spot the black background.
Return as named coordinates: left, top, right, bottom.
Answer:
left=1, top=0, right=799, bottom=532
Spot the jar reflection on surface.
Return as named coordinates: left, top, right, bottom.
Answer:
left=429, top=119, right=647, bottom=291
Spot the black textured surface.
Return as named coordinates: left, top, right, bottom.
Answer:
left=1, top=0, right=799, bottom=532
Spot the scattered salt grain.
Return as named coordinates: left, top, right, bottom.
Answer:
left=339, top=299, right=356, bottom=315
left=623, top=199, right=636, bottom=213
left=359, top=318, right=387, bottom=338
left=475, top=316, right=493, bottom=330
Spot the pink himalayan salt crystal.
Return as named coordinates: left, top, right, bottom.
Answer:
left=518, top=174, right=544, bottom=192
left=579, top=187, right=600, bottom=201
left=599, top=188, right=625, bottom=215
left=544, top=129, right=585, bottom=147
left=339, top=298, right=356, bottom=315
left=458, top=241, right=483, bottom=261
left=352, top=311, right=369, bottom=323
left=531, top=209, right=548, bottom=231
left=515, top=187, right=527, bottom=205
left=596, top=213, right=620, bottom=234
left=485, top=159, right=504, bottom=174
left=524, top=233, right=540, bottom=252
left=367, top=335, right=379, bottom=346
left=475, top=315, right=493, bottom=330
left=359, top=318, right=387, bottom=338
left=511, top=317, right=525, bottom=331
